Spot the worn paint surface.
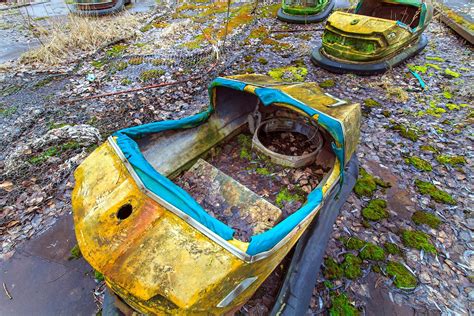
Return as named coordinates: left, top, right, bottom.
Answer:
left=72, top=142, right=331, bottom=314
left=72, top=76, right=360, bottom=314
left=321, top=0, right=433, bottom=62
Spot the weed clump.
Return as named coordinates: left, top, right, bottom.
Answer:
left=257, top=57, right=268, bottom=65
left=386, top=261, right=417, bottom=289
left=400, top=229, right=436, bottom=254
left=420, top=145, right=438, bottom=153
left=444, top=68, right=461, bottom=78
left=361, top=199, right=389, bottom=221
left=405, top=156, right=432, bottom=171
left=414, top=179, right=456, bottom=205
left=411, top=211, right=442, bottom=229
left=128, top=57, right=144, bottom=65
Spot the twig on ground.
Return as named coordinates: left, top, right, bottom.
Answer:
left=3, top=282, right=12, bottom=300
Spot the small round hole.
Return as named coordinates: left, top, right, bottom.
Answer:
left=117, top=204, right=132, bottom=220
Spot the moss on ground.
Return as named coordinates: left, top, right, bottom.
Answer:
left=268, top=65, right=307, bottom=82
left=139, top=69, right=165, bottom=82
left=354, top=168, right=390, bottom=198
left=415, top=179, right=456, bottom=205
left=112, top=61, right=128, bottom=72
left=408, top=64, right=427, bottom=73
left=324, top=257, right=343, bottom=280
left=0, top=104, right=18, bottom=117
left=106, top=44, right=127, bottom=57
left=68, top=244, right=82, bottom=260
left=435, top=154, right=466, bottom=166
left=329, top=293, right=359, bottom=316
left=390, top=123, right=423, bottom=141
left=359, top=243, right=385, bottom=261
left=420, top=145, right=438, bottom=153
left=444, top=68, right=461, bottom=78
left=256, top=167, right=271, bottom=175
left=340, top=236, right=366, bottom=250
left=319, top=79, right=335, bottom=88
left=28, top=141, right=82, bottom=165
left=257, top=57, right=268, bottom=65
left=361, top=199, right=389, bottom=221
left=94, top=270, right=105, bottom=281
left=363, top=98, right=381, bottom=107
left=426, top=56, right=445, bottom=62
left=384, top=242, right=401, bottom=255
left=386, top=261, right=417, bottom=289
left=400, top=229, right=436, bottom=254
left=276, top=188, right=303, bottom=208
left=405, top=156, right=432, bottom=171
left=412, top=211, right=442, bottom=229
left=342, top=254, right=362, bottom=279
left=128, top=57, right=144, bottom=65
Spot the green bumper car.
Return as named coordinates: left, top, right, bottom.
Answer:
left=277, top=0, right=335, bottom=24
left=311, top=0, right=433, bottom=74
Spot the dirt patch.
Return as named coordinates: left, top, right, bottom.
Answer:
left=366, top=160, right=415, bottom=221
left=258, top=130, right=318, bottom=156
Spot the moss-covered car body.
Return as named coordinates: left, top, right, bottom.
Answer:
left=312, top=0, right=432, bottom=73
left=277, top=0, right=335, bottom=23
left=72, top=74, right=361, bottom=315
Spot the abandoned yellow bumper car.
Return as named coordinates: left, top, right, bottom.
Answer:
left=311, top=0, right=433, bottom=74
left=72, top=74, right=361, bottom=315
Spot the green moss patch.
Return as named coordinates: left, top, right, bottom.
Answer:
left=139, top=69, right=165, bottom=82
left=354, top=168, right=390, bottom=198
left=340, top=236, right=365, bottom=250
left=128, top=57, right=144, bottom=65
left=257, top=57, right=268, bottom=65
left=390, top=123, right=423, bottom=141
left=400, top=229, right=436, bottom=254
left=276, top=188, right=303, bottom=208
left=319, top=79, right=335, bottom=88
left=0, top=104, right=18, bottom=117
left=435, top=155, right=466, bottom=166
left=420, top=145, right=438, bottom=153
left=256, top=167, right=271, bottom=175
left=386, top=261, right=417, bottom=289
left=359, top=243, right=385, bottom=261
left=362, top=199, right=389, bottom=221
left=444, top=68, right=461, bottom=78
left=28, top=141, right=82, bottom=165
left=426, top=56, right=445, bottom=62
left=384, top=242, right=401, bottom=255
left=408, top=64, right=427, bottom=73
left=268, top=65, right=307, bottom=82
left=94, top=270, right=105, bottom=281
left=68, top=244, right=82, bottom=260
left=363, top=98, right=381, bottom=108
left=411, top=211, right=442, bottom=229
left=324, top=257, right=343, bottom=280
left=329, top=293, right=359, bottom=316
left=342, top=254, right=362, bottom=279
left=414, top=179, right=456, bottom=205
left=404, top=156, right=432, bottom=171
left=106, top=44, right=127, bottom=57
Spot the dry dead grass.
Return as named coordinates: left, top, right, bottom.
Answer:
left=21, top=13, right=140, bottom=65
